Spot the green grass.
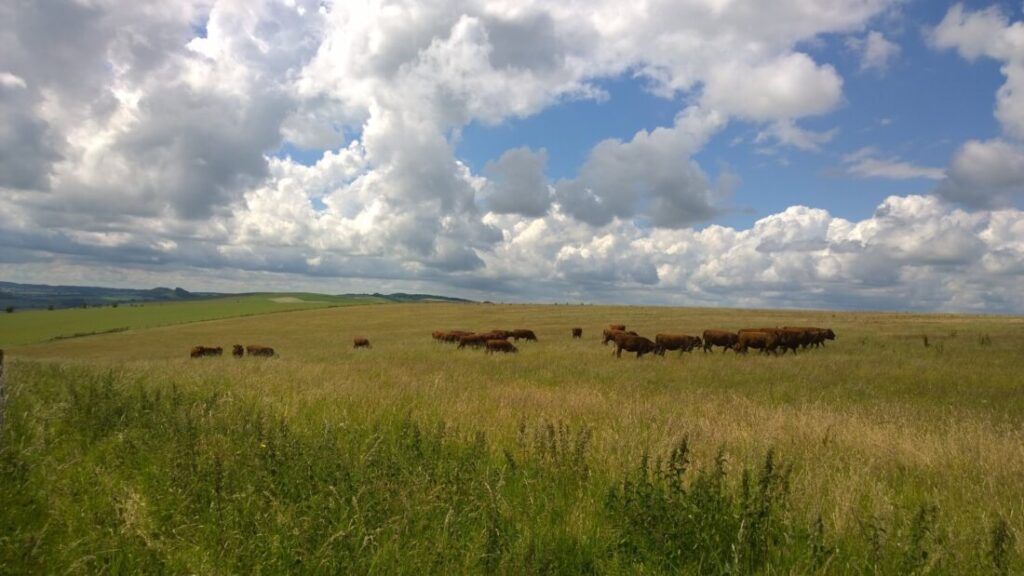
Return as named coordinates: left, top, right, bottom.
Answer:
left=2, top=303, right=1022, bottom=573
left=0, top=293, right=383, bottom=346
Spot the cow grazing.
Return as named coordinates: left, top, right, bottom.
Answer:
left=246, top=345, right=275, bottom=357
left=734, top=331, right=780, bottom=355
left=458, top=333, right=503, bottom=349
left=702, top=330, right=739, bottom=353
left=485, top=339, right=518, bottom=354
left=353, top=337, right=371, bottom=349
left=572, top=327, right=583, bottom=339
left=510, top=329, right=537, bottom=342
left=190, top=345, right=223, bottom=358
left=609, top=324, right=626, bottom=331
left=439, top=330, right=472, bottom=343
left=489, top=330, right=512, bottom=339
left=232, top=344, right=244, bottom=358
left=614, top=334, right=661, bottom=358
left=603, top=329, right=637, bottom=345
left=655, top=333, right=702, bottom=355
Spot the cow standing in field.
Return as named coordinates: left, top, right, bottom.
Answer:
left=232, top=344, right=244, bottom=358
left=603, top=329, right=638, bottom=345
left=572, top=327, right=582, bottom=339
left=511, top=329, right=537, bottom=342
left=702, top=330, right=739, bottom=353
left=353, top=337, right=371, bottom=349
left=246, top=345, right=275, bottom=357
left=190, top=346, right=223, bottom=358
left=734, top=331, right=780, bottom=355
left=655, top=334, right=702, bottom=356
left=614, top=334, right=661, bottom=359
left=485, top=340, right=518, bottom=354
left=782, top=326, right=836, bottom=349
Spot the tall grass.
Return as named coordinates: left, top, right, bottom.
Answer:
left=1, top=362, right=1019, bottom=573
left=4, top=303, right=1024, bottom=572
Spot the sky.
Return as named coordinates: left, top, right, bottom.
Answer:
left=1, top=0, right=1024, bottom=312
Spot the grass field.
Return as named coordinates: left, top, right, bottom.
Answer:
left=2, top=303, right=1022, bottom=573
left=0, top=293, right=383, bottom=347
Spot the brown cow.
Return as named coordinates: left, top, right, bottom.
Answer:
left=615, top=334, right=661, bottom=358
left=603, top=329, right=638, bottom=345
left=609, top=324, right=626, bottom=331
left=571, top=327, right=583, bottom=339
left=485, top=339, right=518, bottom=354
left=458, top=333, right=505, bottom=349
left=246, top=345, right=275, bottom=357
left=702, top=330, right=739, bottom=352
left=440, top=330, right=472, bottom=343
left=489, top=330, right=512, bottom=339
left=353, top=337, right=371, bottom=349
left=782, top=326, right=836, bottom=348
left=655, top=333, right=702, bottom=355
left=734, top=331, right=779, bottom=354
left=232, top=344, right=244, bottom=358
left=190, top=345, right=223, bottom=358
left=510, top=329, right=537, bottom=342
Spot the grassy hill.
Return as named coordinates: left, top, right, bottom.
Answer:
left=0, top=293, right=385, bottom=347
left=2, top=303, right=1022, bottom=573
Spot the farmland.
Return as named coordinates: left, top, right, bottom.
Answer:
left=2, top=302, right=1022, bottom=573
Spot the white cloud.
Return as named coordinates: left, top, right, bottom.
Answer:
left=757, top=120, right=837, bottom=151
left=841, top=147, right=945, bottom=180
left=847, top=31, right=900, bottom=72
left=10, top=1, right=1022, bottom=312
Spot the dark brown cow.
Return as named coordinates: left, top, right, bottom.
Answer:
left=485, top=340, right=518, bottom=354
left=702, top=330, right=739, bottom=352
left=190, top=345, right=223, bottom=358
left=440, top=330, right=472, bottom=343
left=614, top=334, right=661, bottom=358
left=782, top=326, right=836, bottom=348
left=655, top=333, right=702, bottom=355
left=571, top=327, right=583, bottom=339
left=510, top=329, right=537, bottom=342
left=489, top=330, right=512, bottom=339
left=458, top=332, right=507, bottom=349
left=609, top=324, right=626, bottom=331
left=734, top=331, right=779, bottom=354
left=353, top=337, right=371, bottom=349
left=246, top=345, right=275, bottom=357
left=232, top=344, right=244, bottom=358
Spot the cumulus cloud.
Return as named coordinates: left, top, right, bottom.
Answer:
left=478, top=147, right=551, bottom=217
left=930, top=4, right=1024, bottom=207
left=7, top=0, right=1024, bottom=312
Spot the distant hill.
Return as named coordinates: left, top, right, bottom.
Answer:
left=367, top=292, right=474, bottom=304
left=0, top=281, right=472, bottom=311
left=0, top=281, right=220, bottom=310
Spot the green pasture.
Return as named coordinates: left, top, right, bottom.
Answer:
left=2, top=303, right=1022, bottom=573
left=0, top=293, right=383, bottom=347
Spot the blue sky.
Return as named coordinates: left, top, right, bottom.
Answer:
left=2, top=1, right=1024, bottom=311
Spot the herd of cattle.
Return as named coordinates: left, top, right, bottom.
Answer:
left=430, top=324, right=836, bottom=358
left=600, top=325, right=836, bottom=358
left=190, top=324, right=835, bottom=359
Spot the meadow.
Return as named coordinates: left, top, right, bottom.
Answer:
left=1, top=302, right=1022, bottom=574
left=0, top=293, right=382, bottom=347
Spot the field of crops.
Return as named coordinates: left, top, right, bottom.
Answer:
left=2, top=302, right=1022, bottom=573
